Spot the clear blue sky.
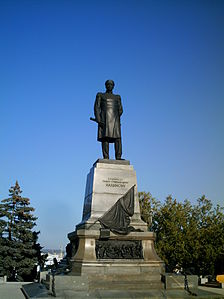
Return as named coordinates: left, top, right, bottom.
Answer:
left=0, top=0, right=223, bottom=249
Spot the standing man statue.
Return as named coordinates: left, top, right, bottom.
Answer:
left=93, top=80, right=123, bottom=160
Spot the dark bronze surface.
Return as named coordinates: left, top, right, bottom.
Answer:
left=93, top=80, right=123, bottom=159
left=95, top=240, right=143, bottom=259
left=99, top=185, right=135, bottom=235
left=100, top=228, right=110, bottom=239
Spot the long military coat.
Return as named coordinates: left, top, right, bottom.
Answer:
left=94, top=92, right=123, bottom=142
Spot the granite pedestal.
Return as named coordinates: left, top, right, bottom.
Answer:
left=60, top=159, right=165, bottom=295
left=77, top=159, right=147, bottom=231
left=21, top=156, right=221, bottom=298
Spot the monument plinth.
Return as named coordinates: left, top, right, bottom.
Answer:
left=66, top=159, right=164, bottom=292
left=77, top=159, right=147, bottom=232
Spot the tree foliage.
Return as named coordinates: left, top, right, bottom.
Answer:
left=0, top=181, right=45, bottom=281
left=139, top=192, right=224, bottom=276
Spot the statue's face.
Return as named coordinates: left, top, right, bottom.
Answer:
left=105, top=81, right=114, bottom=92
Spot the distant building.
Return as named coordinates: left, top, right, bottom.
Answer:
left=43, top=248, right=64, bottom=267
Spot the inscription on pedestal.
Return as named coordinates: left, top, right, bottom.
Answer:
left=102, top=177, right=129, bottom=188
left=95, top=240, right=143, bottom=259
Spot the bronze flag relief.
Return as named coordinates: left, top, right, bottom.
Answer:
left=99, top=185, right=136, bottom=235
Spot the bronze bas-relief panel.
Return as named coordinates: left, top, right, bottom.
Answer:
left=95, top=240, right=143, bottom=259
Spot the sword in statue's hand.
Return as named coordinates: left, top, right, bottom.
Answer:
left=90, top=117, right=104, bottom=128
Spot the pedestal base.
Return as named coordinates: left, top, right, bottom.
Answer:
left=64, top=159, right=165, bottom=293
left=67, top=228, right=165, bottom=291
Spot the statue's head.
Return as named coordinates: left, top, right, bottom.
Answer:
left=105, top=80, right=115, bottom=92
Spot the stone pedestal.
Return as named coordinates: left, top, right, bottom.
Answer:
left=68, top=229, right=164, bottom=289
left=77, top=159, right=147, bottom=231
left=65, top=159, right=165, bottom=293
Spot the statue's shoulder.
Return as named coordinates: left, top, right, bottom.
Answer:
left=114, top=94, right=121, bottom=100
left=96, top=92, right=104, bottom=98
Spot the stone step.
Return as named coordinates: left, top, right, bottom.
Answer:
left=54, top=275, right=89, bottom=291
left=88, top=273, right=164, bottom=290
left=89, top=281, right=164, bottom=291
left=89, top=273, right=162, bottom=282
left=48, top=273, right=164, bottom=295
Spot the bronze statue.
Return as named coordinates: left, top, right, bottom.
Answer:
left=92, top=80, right=123, bottom=159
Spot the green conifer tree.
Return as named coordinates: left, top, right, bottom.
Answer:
left=0, top=181, right=39, bottom=281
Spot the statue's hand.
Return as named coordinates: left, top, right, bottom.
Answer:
left=90, top=117, right=104, bottom=128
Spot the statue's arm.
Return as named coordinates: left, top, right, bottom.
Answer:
left=94, top=93, right=101, bottom=123
left=118, top=96, right=123, bottom=116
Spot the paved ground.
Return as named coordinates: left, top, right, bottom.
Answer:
left=1, top=282, right=224, bottom=298
left=199, top=286, right=224, bottom=297
left=0, top=282, right=30, bottom=299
